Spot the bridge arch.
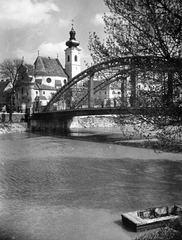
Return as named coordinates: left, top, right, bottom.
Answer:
left=43, top=55, right=182, bottom=112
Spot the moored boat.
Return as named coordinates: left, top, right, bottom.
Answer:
left=121, top=205, right=182, bottom=232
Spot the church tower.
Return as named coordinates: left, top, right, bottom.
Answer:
left=65, top=24, right=81, bottom=80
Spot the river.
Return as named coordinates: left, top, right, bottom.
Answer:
left=0, top=131, right=182, bottom=240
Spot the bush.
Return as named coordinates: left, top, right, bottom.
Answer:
left=134, top=226, right=182, bottom=240
left=167, top=218, right=182, bottom=235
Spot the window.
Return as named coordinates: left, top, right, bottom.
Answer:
left=64, top=79, right=67, bottom=84
left=43, top=91, right=45, bottom=95
left=68, top=55, right=70, bottom=62
left=36, top=91, right=38, bottom=95
left=74, top=55, right=77, bottom=61
left=46, top=78, right=51, bottom=83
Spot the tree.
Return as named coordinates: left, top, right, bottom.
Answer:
left=89, top=0, right=182, bottom=99
left=88, top=0, right=182, bottom=151
left=89, top=0, right=182, bottom=60
left=0, top=59, right=30, bottom=121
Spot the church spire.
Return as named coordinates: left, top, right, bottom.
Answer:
left=66, top=21, right=80, bottom=48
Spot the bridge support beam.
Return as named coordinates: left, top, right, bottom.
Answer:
left=88, top=73, right=94, bottom=108
left=130, top=70, right=137, bottom=107
left=121, top=77, right=127, bottom=107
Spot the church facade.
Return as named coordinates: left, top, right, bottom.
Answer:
left=15, top=26, right=81, bottom=112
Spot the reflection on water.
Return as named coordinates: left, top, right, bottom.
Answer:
left=0, top=132, right=182, bottom=240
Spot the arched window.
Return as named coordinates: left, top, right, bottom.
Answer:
left=68, top=55, right=70, bottom=62
left=74, top=55, right=77, bottom=62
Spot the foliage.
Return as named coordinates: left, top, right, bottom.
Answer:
left=134, top=226, right=182, bottom=240
left=134, top=219, right=182, bottom=240
left=0, top=59, right=23, bottom=87
left=89, top=0, right=182, bottom=62
left=88, top=0, right=182, bottom=151
left=0, top=59, right=31, bottom=120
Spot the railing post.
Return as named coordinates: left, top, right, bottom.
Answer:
left=88, top=73, right=94, bottom=108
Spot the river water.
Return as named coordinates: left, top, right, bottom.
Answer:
left=0, top=131, right=182, bottom=240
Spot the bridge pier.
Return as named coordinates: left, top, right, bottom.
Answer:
left=30, top=112, right=73, bottom=134
left=88, top=73, right=94, bottom=108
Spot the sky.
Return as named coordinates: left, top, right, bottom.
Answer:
left=0, top=0, right=109, bottom=70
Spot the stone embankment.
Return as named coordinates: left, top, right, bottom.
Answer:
left=0, top=112, right=27, bottom=134
left=0, top=123, right=27, bottom=134
left=70, top=116, right=118, bottom=128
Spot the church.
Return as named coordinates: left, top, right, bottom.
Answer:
left=15, top=25, right=125, bottom=113
left=15, top=25, right=81, bottom=112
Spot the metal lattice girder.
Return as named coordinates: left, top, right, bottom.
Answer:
left=43, top=55, right=182, bottom=112
left=74, top=69, right=130, bottom=108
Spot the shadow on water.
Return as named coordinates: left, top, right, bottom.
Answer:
left=0, top=228, right=27, bottom=240
left=114, top=220, right=135, bottom=233
left=27, top=129, right=129, bottom=146
left=114, top=219, right=123, bottom=228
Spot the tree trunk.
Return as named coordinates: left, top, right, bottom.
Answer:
left=9, top=92, right=14, bottom=122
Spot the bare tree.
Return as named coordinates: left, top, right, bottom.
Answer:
left=0, top=58, right=29, bottom=121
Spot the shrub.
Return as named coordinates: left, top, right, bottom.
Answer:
left=133, top=226, right=182, bottom=240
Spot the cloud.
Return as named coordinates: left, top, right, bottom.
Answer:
left=59, top=19, right=70, bottom=28
left=15, top=41, right=67, bottom=64
left=15, top=48, right=36, bottom=64
left=0, top=0, right=59, bottom=29
left=92, top=13, right=104, bottom=25
left=38, top=42, right=66, bottom=58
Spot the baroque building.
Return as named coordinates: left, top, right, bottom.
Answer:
left=15, top=25, right=81, bottom=112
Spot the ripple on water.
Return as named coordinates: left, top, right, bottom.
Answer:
left=0, top=132, right=182, bottom=240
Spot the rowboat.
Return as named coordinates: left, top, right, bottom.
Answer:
left=121, top=205, right=182, bottom=232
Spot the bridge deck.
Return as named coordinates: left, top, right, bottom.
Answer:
left=31, top=107, right=156, bottom=119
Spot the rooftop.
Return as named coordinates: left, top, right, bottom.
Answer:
left=34, top=56, right=68, bottom=78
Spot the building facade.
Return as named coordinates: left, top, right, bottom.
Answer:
left=15, top=26, right=81, bottom=112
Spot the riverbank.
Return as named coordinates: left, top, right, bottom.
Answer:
left=0, top=121, right=181, bottom=153
left=0, top=122, right=27, bottom=134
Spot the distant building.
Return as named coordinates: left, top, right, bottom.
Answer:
left=15, top=25, right=81, bottom=112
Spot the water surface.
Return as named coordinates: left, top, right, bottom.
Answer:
left=0, top=132, right=182, bottom=240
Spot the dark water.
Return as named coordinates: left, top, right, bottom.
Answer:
left=0, top=131, right=182, bottom=240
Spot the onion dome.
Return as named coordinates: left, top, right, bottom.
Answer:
left=66, top=26, right=80, bottom=48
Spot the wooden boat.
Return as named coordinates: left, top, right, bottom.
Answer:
left=121, top=205, right=182, bottom=232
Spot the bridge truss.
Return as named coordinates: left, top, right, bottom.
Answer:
left=43, top=55, right=182, bottom=112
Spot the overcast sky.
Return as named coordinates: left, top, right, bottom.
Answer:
left=0, top=0, right=108, bottom=70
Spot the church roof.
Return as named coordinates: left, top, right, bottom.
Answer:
left=0, top=81, right=10, bottom=93
left=34, top=56, right=68, bottom=78
left=35, top=83, right=56, bottom=90
left=0, top=81, right=11, bottom=104
left=66, top=26, right=80, bottom=48
left=34, top=96, right=47, bottom=101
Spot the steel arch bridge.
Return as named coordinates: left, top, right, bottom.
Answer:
left=43, top=55, right=182, bottom=112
